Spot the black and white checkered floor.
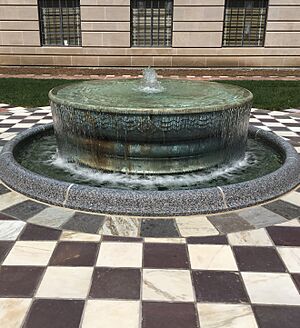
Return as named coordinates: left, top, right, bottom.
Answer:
left=0, top=104, right=299, bottom=328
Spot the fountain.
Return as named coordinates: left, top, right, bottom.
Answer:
left=49, top=68, right=252, bottom=174
left=0, top=68, right=299, bottom=216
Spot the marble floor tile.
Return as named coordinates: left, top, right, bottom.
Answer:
left=253, top=305, right=300, bottom=328
left=23, top=299, right=84, bottom=328
left=99, top=216, right=140, bottom=237
left=18, top=224, right=61, bottom=241
left=62, top=212, right=105, bottom=234
left=2, top=200, right=48, bottom=221
left=96, top=242, right=142, bottom=268
left=0, top=241, right=13, bottom=264
left=188, top=245, right=238, bottom=270
left=277, top=247, right=300, bottom=273
left=0, top=192, right=28, bottom=211
left=36, top=266, right=93, bottom=299
left=186, top=235, right=228, bottom=245
left=275, top=219, right=300, bottom=227
left=242, top=272, right=300, bottom=305
left=82, top=300, right=139, bottom=328
left=3, top=241, right=57, bottom=266
left=142, top=302, right=198, bottom=328
left=49, top=241, right=99, bottom=266
left=143, top=237, right=186, bottom=244
left=140, top=219, right=179, bottom=237
left=227, top=229, right=273, bottom=246
left=263, top=200, right=300, bottom=220
left=197, top=303, right=258, bottom=328
left=233, top=246, right=286, bottom=272
left=142, top=269, right=194, bottom=302
left=175, top=216, right=219, bottom=237
left=60, top=230, right=101, bottom=242
left=238, top=206, right=287, bottom=228
left=0, top=266, right=44, bottom=297
left=0, top=221, right=25, bottom=240
left=192, top=271, right=248, bottom=303
left=89, top=267, right=141, bottom=300
left=266, top=226, right=300, bottom=246
left=28, top=207, right=75, bottom=228
left=0, top=298, right=31, bottom=328
left=144, top=243, right=189, bottom=269
left=280, top=191, right=300, bottom=207
left=208, top=213, right=253, bottom=234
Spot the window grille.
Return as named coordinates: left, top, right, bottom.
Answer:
left=38, top=0, right=81, bottom=46
left=131, top=0, right=173, bottom=47
left=223, top=0, right=268, bottom=47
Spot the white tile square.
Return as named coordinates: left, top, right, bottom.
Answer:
left=82, top=300, right=139, bottom=328
left=274, top=131, right=298, bottom=137
left=188, top=244, right=238, bottom=270
left=227, top=229, right=273, bottom=246
left=176, top=216, right=219, bottom=237
left=287, top=126, right=300, bottom=132
left=0, top=221, right=25, bottom=240
left=3, top=241, right=56, bottom=266
left=280, top=192, right=300, bottom=207
left=36, top=266, right=93, bottom=299
left=275, top=219, right=300, bottom=227
left=0, top=192, right=28, bottom=211
left=0, top=298, right=31, bottom=328
left=143, top=269, right=194, bottom=302
left=60, top=230, right=101, bottom=242
left=197, top=303, right=258, bottom=328
left=242, top=272, right=300, bottom=305
left=277, top=247, right=300, bottom=273
left=96, top=242, right=142, bottom=267
left=28, top=207, right=75, bottom=228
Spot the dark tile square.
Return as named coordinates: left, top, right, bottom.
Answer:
left=187, top=235, right=228, bottom=245
left=19, top=224, right=61, bottom=241
left=89, top=267, right=141, bottom=300
left=0, top=241, right=14, bottom=264
left=266, top=226, right=300, bottom=246
left=233, top=246, right=286, bottom=272
left=144, top=243, right=189, bottom=269
left=0, top=184, right=10, bottom=195
left=263, top=200, right=300, bottom=220
left=140, top=219, right=179, bottom=237
left=49, top=241, right=98, bottom=266
left=0, top=266, right=44, bottom=297
left=3, top=200, right=48, bottom=221
left=208, top=213, right=253, bottom=234
left=102, top=235, right=143, bottom=242
left=62, top=212, right=105, bottom=234
left=253, top=305, right=300, bottom=328
left=142, top=302, right=198, bottom=328
left=291, top=273, right=300, bottom=292
left=23, top=299, right=84, bottom=328
left=192, top=270, right=248, bottom=303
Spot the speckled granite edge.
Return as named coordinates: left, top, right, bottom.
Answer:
left=0, top=124, right=299, bottom=216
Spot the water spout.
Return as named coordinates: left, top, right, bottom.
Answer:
left=138, top=66, right=164, bottom=93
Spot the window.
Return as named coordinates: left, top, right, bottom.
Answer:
left=131, top=0, right=173, bottom=47
left=38, top=0, right=81, bottom=46
left=223, top=0, right=268, bottom=47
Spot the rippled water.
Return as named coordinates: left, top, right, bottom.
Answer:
left=16, top=134, right=283, bottom=191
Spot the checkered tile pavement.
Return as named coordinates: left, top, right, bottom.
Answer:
left=0, top=212, right=299, bottom=328
left=0, top=104, right=300, bottom=327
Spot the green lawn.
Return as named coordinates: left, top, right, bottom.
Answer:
left=0, top=78, right=299, bottom=110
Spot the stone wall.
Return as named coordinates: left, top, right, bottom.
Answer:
left=0, top=0, right=299, bottom=67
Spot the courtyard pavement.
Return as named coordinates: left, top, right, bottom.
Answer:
left=0, top=103, right=299, bottom=327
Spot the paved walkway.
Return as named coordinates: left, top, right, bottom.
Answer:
left=0, top=104, right=299, bottom=328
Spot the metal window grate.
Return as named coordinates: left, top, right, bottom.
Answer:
left=223, top=0, right=268, bottom=47
left=131, top=0, right=173, bottom=47
left=38, top=0, right=82, bottom=46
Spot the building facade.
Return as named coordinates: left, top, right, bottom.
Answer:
left=0, top=0, right=299, bottom=68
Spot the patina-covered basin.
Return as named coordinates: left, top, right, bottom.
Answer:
left=49, top=79, right=253, bottom=174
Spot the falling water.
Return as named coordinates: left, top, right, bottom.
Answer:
left=138, top=66, right=164, bottom=93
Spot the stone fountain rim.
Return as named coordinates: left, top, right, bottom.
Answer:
left=48, top=80, right=253, bottom=115
left=0, top=123, right=299, bottom=217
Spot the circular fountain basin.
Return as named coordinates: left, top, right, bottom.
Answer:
left=49, top=80, right=253, bottom=174
left=0, top=124, right=299, bottom=216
